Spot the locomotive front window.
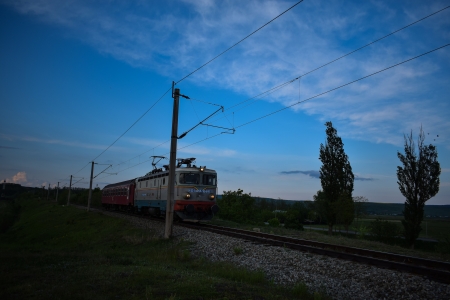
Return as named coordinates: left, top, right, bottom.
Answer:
left=179, top=173, right=200, bottom=184
left=202, top=174, right=217, bottom=186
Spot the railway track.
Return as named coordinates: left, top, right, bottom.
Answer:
left=75, top=205, right=450, bottom=284
left=180, top=222, right=450, bottom=284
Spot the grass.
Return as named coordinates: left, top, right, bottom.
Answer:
left=0, top=198, right=326, bottom=300
left=210, top=217, right=450, bottom=262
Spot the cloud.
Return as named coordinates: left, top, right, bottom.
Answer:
left=280, top=170, right=320, bottom=179
left=0, top=133, right=125, bottom=151
left=281, top=170, right=375, bottom=181
left=8, top=171, right=28, bottom=184
left=354, top=176, right=375, bottom=181
left=5, top=0, right=450, bottom=148
left=221, top=166, right=255, bottom=174
left=0, top=146, right=20, bottom=149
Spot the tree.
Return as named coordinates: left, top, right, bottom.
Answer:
left=335, top=192, right=354, bottom=233
left=397, top=128, right=440, bottom=249
left=353, top=196, right=368, bottom=223
left=216, top=189, right=255, bottom=223
left=312, top=190, right=327, bottom=224
left=319, top=121, right=354, bottom=235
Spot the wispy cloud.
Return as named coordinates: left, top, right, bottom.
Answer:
left=280, top=170, right=320, bottom=179
left=281, top=170, right=375, bottom=181
left=355, top=176, right=375, bottom=181
left=1, top=133, right=110, bottom=150
left=0, top=145, right=20, bottom=149
left=5, top=0, right=450, bottom=147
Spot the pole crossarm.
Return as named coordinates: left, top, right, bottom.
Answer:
left=94, top=164, right=112, bottom=178
left=72, top=177, right=84, bottom=186
left=178, top=106, right=224, bottom=139
left=200, top=123, right=235, bottom=134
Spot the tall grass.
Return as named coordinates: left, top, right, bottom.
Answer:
left=0, top=199, right=321, bottom=299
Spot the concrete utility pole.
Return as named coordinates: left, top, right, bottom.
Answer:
left=55, top=182, right=60, bottom=202
left=165, top=86, right=180, bottom=239
left=87, top=161, right=95, bottom=212
left=67, top=175, right=72, bottom=206
left=47, top=183, right=50, bottom=200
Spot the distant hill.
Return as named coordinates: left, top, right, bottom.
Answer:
left=217, top=195, right=450, bottom=219
left=362, top=202, right=450, bottom=218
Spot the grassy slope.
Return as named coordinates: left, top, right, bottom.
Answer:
left=0, top=199, right=324, bottom=300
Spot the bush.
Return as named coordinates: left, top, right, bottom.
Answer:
left=369, top=218, right=400, bottom=243
left=276, top=212, right=287, bottom=224
left=216, top=189, right=255, bottom=223
left=259, top=209, right=275, bottom=222
left=0, top=200, right=21, bottom=232
left=284, top=210, right=304, bottom=230
left=268, top=218, right=280, bottom=227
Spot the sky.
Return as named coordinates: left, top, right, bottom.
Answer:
left=1, top=0, right=449, bottom=205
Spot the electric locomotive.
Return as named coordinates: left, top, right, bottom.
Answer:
left=101, top=158, right=219, bottom=221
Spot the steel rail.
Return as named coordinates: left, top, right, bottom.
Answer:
left=181, top=223, right=450, bottom=284
left=74, top=205, right=450, bottom=284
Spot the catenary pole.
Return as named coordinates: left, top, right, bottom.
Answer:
left=165, top=86, right=180, bottom=239
left=47, top=183, right=50, bottom=200
left=55, top=182, right=59, bottom=202
left=67, top=175, right=72, bottom=206
left=87, top=161, right=95, bottom=212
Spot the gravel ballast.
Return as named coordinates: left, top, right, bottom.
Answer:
left=103, top=211, right=450, bottom=300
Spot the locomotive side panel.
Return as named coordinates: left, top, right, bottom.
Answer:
left=134, top=172, right=169, bottom=216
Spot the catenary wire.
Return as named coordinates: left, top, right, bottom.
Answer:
left=91, top=86, right=172, bottom=162
left=84, top=1, right=305, bottom=166
left=76, top=5, right=450, bottom=183
left=208, top=5, right=450, bottom=123
left=96, top=43, right=449, bottom=183
left=175, top=0, right=304, bottom=84
left=235, top=43, right=450, bottom=129
left=65, top=4, right=448, bottom=184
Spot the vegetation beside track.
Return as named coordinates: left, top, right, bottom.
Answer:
left=209, top=217, right=450, bottom=262
left=0, top=198, right=327, bottom=300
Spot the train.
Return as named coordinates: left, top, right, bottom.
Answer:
left=101, top=157, right=219, bottom=221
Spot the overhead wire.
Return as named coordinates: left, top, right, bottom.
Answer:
left=97, top=42, right=450, bottom=183
left=208, top=5, right=450, bottom=123
left=66, top=1, right=304, bottom=179
left=235, top=43, right=450, bottom=129
left=175, top=0, right=304, bottom=84
left=91, top=86, right=172, bottom=162
left=70, top=4, right=450, bottom=185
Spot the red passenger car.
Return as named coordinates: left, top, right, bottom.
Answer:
left=102, top=179, right=136, bottom=210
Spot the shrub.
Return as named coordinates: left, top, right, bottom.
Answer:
left=0, top=200, right=21, bottom=232
left=284, top=210, right=304, bottom=230
left=369, top=218, right=400, bottom=243
left=233, top=247, right=243, bottom=255
left=268, top=218, right=280, bottom=227
left=260, top=210, right=275, bottom=222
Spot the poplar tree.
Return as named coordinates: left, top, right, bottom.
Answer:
left=397, top=128, right=440, bottom=249
left=319, top=122, right=354, bottom=235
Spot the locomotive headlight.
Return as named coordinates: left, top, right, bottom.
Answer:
left=184, top=192, right=191, bottom=199
left=208, top=193, right=215, bottom=200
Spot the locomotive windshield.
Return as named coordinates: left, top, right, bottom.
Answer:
left=202, top=174, right=217, bottom=186
left=179, top=173, right=200, bottom=184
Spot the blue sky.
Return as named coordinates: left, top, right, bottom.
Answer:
left=1, top=0, right=449, bottom=204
